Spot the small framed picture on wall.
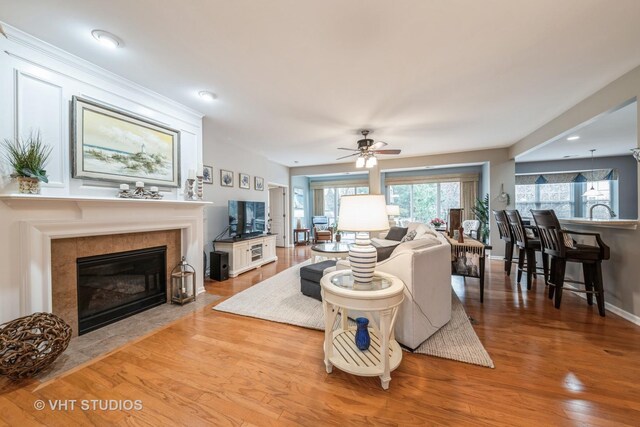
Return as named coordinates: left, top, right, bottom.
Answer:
left=254, top=176, right=264, bottom=191
left=239, top=173, right=250, bottom=189
left=220, top=169, right=234, bottom=187
left=203, top=165, right=213, bottom=184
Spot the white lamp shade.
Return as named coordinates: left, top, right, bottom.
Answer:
left=355, top=157, right=365, bottom=168
left=338, top=195, right=390, bottom=232
left=386, top=205, right=400, bottom=216
left=365, top=156, right=377, bottom=168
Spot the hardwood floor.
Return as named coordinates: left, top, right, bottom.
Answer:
left=1, top=245, right=639, bottom=426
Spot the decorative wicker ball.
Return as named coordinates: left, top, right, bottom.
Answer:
left=0, top=312, right=72, bottom=379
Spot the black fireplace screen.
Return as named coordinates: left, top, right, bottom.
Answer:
left=77, top=246, right=167, bottom=335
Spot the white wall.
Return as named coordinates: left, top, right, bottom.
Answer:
left=202, top=117, right=289, bottom=268
left=0, top=25, right=203, bottom=323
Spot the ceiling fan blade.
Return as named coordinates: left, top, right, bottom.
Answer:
left=337, top=147, right=359, bottom=151
left=336, top=153, right=360, bottom=160
left=370, top=141, right=388, bottom=150
left=372, top=149, right=401, bottom=155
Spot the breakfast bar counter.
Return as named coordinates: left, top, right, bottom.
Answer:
left=558, top=218, right=638, bottom=230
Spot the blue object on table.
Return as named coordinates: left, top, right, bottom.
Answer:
left=355, top=317, right=370, bottom=350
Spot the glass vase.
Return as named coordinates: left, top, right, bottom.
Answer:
left=355, top=317, right=370, bottom=351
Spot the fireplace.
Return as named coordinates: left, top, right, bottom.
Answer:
left=77, top=246, right=167, bottom=335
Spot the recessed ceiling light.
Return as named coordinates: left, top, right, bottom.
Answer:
left=566, top=135, right=580, bottom=141
left=294, top=161, right=299, bottom=164
left=563, top=155, right=578, bottom=158
left=198, top=91, right=217, bottom=102
left=91, top=30, right=123, bottom=49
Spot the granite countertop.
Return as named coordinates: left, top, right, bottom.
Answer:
left=558, top=217, right=638, bottom=230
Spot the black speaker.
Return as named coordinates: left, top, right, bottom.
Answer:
left=210, top=251, right=229, bottom=281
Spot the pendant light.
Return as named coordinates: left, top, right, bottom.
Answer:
left=582, top=149, right=602, bottom=198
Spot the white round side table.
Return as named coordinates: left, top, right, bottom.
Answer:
left=320, top=269, right=404, bottom=390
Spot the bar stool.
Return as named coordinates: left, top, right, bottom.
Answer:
left=506, top=210, right=549, bottom=289
left=492, top=210, right=514, bottom=276
left=531, top=210, right=610, bottom=316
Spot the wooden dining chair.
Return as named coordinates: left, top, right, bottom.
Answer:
left=492, top=210, right=514, bottom=276
left=506, top=209, right=549, bottom=289
left=531, top=210, right=610, bottom=316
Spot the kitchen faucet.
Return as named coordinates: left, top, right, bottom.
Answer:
left=589, top=204, right=617, bottom=220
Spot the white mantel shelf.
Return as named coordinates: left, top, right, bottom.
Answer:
left=0, top=193, right=212, bottom=208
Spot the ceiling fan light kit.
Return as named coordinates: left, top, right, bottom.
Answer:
left=337, top=130, right=401, bottom=168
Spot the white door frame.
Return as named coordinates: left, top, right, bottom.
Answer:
left=268, top=182, right=292, bottom=248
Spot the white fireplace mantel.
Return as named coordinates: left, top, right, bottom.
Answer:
left=1, top=194, right=210, bottom=318
left=0, top=193, right=212, bottom=208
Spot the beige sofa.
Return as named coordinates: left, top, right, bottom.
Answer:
left=337, top=227, right=452, bottom=350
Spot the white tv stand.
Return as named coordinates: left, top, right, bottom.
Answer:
left=214, top=234, right=277, bottom=277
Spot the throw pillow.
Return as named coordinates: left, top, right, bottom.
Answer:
left=400, top=230, right=417, bottom=243
left=386, top=226, right=408, bottom=241
left=563, top=232, right=576, bottom=249
left=414, top=223, right=439, bottom=239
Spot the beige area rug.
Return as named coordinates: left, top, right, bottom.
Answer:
left=37, top=293, right=221, bottom=382
left=213, top=262, right=494, bottom=368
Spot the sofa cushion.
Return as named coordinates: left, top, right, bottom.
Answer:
left=300, top=260, right=337, bottom=283
left=372, top=240, right=400, bottom=262
left=391, top=236, right=440, bottom=256
left=386, top=226, right=408, bottom=241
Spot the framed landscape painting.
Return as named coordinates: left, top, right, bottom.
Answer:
left=72, top=96, right=180, bottom=187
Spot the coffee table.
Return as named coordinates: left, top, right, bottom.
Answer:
left=310, top=242, right=350, bottom=263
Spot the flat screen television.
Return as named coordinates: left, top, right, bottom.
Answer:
left=228, top=200, right=266, bottom=238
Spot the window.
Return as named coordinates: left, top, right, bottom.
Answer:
left=515, top=179, right=617, bottom=219
left=583, top=181, right=614, bottom=219
left=387, top=182, right=461, bottom=223
left=322, top=186, right=369, bottom=226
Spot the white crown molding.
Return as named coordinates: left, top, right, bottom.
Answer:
left=1, top=22, right=204, bottom=121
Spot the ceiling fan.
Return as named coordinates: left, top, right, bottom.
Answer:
left=336, top=130, right=401, bottom=168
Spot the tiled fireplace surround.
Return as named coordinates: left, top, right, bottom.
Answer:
left=1, top=196, right=208, bottom=332
left=51, top=230, right=182, bottom=336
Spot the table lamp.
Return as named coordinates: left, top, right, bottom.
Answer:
left=338, top=195, right=390, bottom=285
left=386, top=204, right=400, bottom=227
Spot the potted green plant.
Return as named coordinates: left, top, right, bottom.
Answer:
left=471, top=194, right=490, bottom=243
left=1, top=131, right=52, bottom=194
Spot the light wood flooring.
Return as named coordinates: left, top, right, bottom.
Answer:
left=1, top=245, right=639, bottom=426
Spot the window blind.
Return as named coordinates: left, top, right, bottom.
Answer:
left=309, top=179, right=369, bottom=190
left=384, top=173, right=479, bottom=186
left=516, top=169, right=617, bottom=185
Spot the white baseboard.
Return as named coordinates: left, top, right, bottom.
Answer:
left=563, top=283, right=640, bottom=326
left=487, top=260, right=640, bottom=326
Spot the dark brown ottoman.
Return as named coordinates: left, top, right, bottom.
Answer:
left=300, top=260, right=337, bottom=301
